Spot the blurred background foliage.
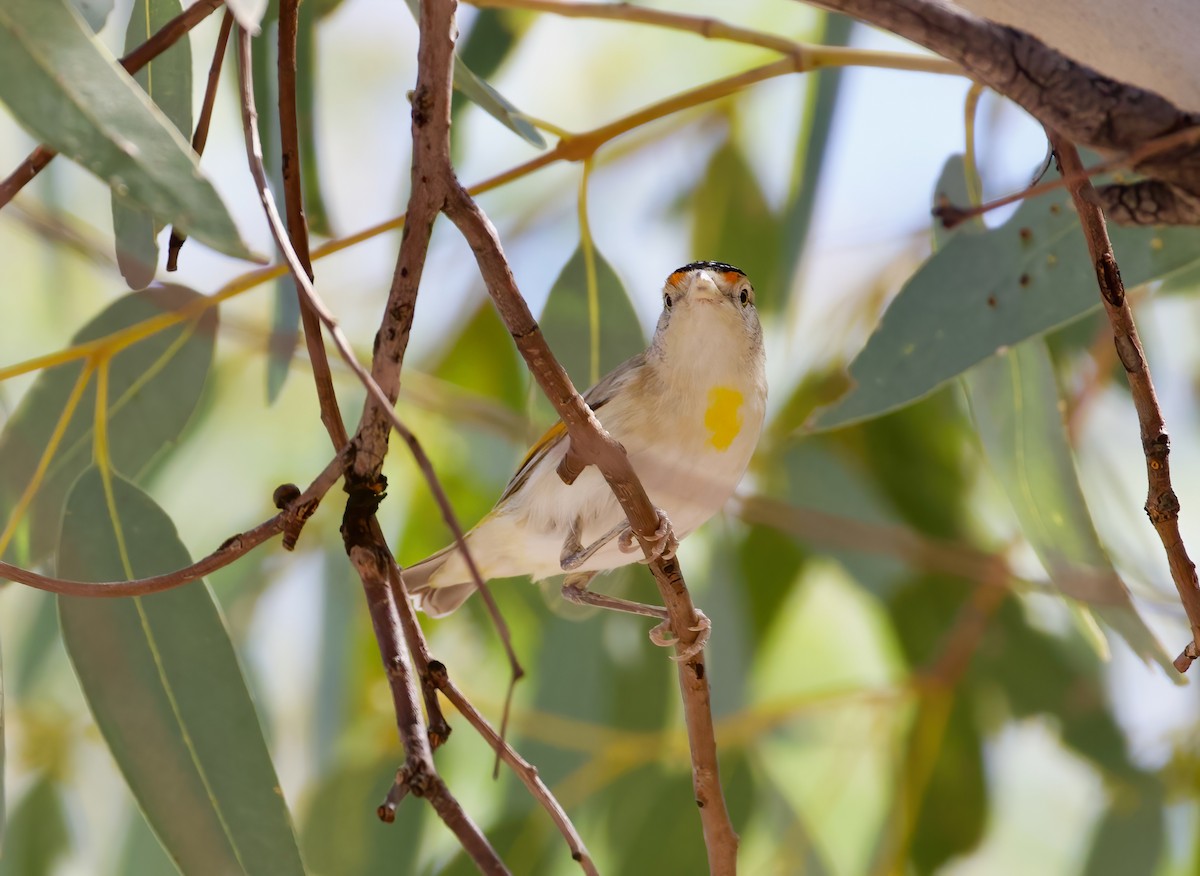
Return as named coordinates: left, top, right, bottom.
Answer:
left=2, top=0, right=1200, bottom=874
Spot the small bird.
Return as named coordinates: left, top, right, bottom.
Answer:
left=406, top=262, right=767, bottom=654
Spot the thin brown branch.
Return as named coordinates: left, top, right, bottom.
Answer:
left=336, top=0, right=522, bottom=681
left=1049, top=132, right=1200, bottom=673
left=430, top=661, right=601, bottom=876
left=236, top=24, right=509, bottom=869
left=0, top=449, right=344, bottom=597
left=345, top=535, right=507, bottom=874
left=167, top=8, right=234, bottom=271
left=0, top=0, right=225, bottom=209
left=276, top=0, right=348, bottom=449
left=444, top=113, right=739, bottom=876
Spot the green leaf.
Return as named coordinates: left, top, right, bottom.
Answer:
left=115, top=809, right=183, bottom=876
left=905, top=696, right=987, bottom=875
left=401, top=0, right=545, bottom=148
left=434, top=300, right=527, bottom=411
left=691, top=136, right=782, bottom=313
left=251, top=29, right=299, bottom=402
left=0, top=284, right=217, bottom=563
left=295, top=1, right=332, bottom=235
left=541, top=243, right=645, bottom=391
left=0, top=0, right=254, bottom=259
left=814, top=159, right=1200, bottom=429
left=58, top=468, right=305, bottom=876
left=112, top=0, right=192, bottom=289
left=965, top=341, right=1172, bottom=671
left=0, top=776, right=69, bottom=876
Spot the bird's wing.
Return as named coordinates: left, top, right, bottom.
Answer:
left=497, top=353, right=644, bottom=504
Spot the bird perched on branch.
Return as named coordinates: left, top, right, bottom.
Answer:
left=406, top=262, right=767, bottom=657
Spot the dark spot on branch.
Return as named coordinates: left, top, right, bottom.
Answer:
left=694, top=662, right=705, bottom=680
left=1018, top=273, right=1031, bottom=288
left=273, top=482, right=301, bottom=509
left=1019, top=227, right=1033, bottom=243
left=986, top=295, right=997, bottom=308
left=1096, top=252, right=1125, bottom=306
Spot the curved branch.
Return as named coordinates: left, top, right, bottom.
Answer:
left=0, top=450, right=345, bottom=597
left=806, top=0, right=1200, bottom=216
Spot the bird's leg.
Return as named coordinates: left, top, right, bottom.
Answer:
left=560, top=572, right=710, bottom=662
left=617, top=507, right=678, bottom=565
left=559, top=517, right=629, bottom=572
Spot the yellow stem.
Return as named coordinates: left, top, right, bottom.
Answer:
left=577, top=160, right=601, bottom=385
left=0, top=360, right=95, bottom=558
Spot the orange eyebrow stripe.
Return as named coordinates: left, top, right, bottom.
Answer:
left=667, top=271, right=686, bottom=286
left=722, top=271, right=741, bottom=285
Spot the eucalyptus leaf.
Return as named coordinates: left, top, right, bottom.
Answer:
left=814, top=158, right=1200, bottom=429
left=0, top=284, right=217, bottom=563
left=1081, top=776, right=1164, bottom=876
left=0, top=0, right=253, bottom=259
left=58, top=468, right=305, bottom=876
left=965, top=341, right=1173, bottom=671
left=541, top=243, right=645, bottom=390
left=112, top=0, right=192, bottom=289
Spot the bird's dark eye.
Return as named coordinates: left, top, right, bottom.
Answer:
left=739, top=288, right=750, bottom=306
left=664, top=294, right=673, bottom=309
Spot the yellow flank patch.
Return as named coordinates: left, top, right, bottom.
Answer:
left=704, top=386, right=744, bottom=451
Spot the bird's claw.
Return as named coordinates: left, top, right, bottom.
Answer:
left=649, top=610, right=711, bottom=662
left=618, top=508, right=678, bottom=564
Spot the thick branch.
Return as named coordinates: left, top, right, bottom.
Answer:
left=0, top=0, right=225, bottom=208
left=806, top=0, right=1200, bottom=210
left=1050, top=132, right=1200, bottom=672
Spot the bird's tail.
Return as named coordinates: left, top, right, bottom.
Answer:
left=402, top=546, right=477, bottom=618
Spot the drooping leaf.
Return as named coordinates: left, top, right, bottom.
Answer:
left=251, top=26, right=300, bottom=403
left=401, top=0, right=545, bottom=148
left=0, top=0, right=254, bottom=259
left=58, top=468, right=305, bottom=876
left=925, top=154, right=1173, bottom=671
left=814, top=158, right=1200, bottom=429
left=434, top=300, right=528, bottom=411
left=115, top=809, right=183, bottom=876
left=541, top=243, right=645, bottom=391
left=295, top=0, right=332, bottom=235
left=0, top=284, right=217, bottom=563
left=112, top=0, right=192, bottom=289
left=0, top=776, right=69, bottom=876
left=691, top=135, right=782, bottom=313
left=965, top=341, right=1172, bottom=671
left=904, top=695, right=987, bottom=875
